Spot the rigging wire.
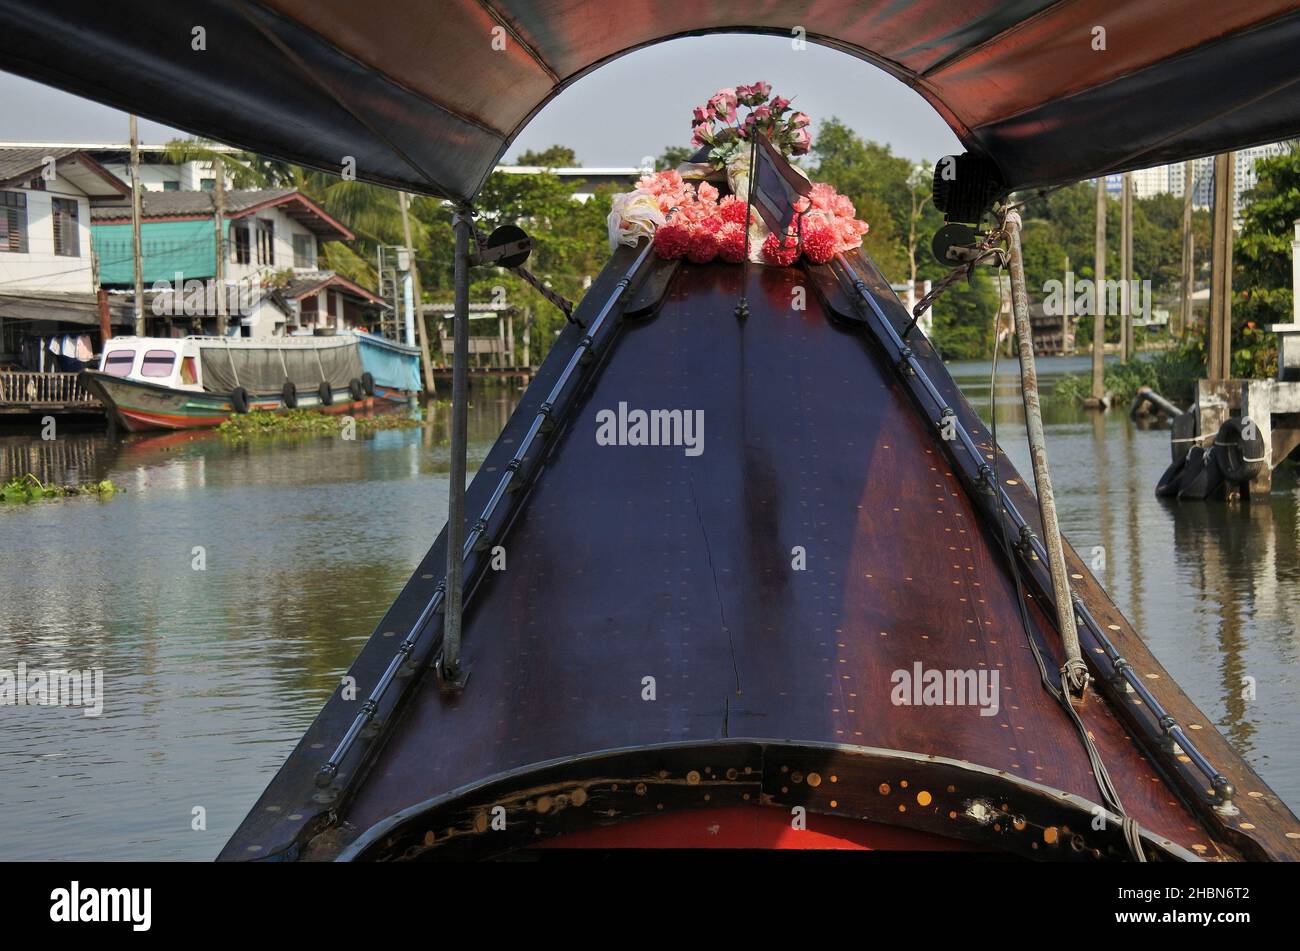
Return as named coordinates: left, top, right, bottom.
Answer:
left=984, top=268, right=1147, bottom=862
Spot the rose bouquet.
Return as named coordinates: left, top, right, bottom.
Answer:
left=691, top=83, right=812, bottom=168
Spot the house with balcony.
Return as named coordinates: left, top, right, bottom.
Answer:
left=0, top=148, right=136, bottom=415
left=90, top=188, right=387, bottom=338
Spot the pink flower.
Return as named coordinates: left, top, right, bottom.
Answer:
left=770, top=96, right=791, bottom=114
left=790, top=111, right=811, bottom=129
left=808, top=183, right=836, bottom=212
left=792, top=127, right=813, bottom=155
left=692, top=105, right=714, bottom=126
left=831, top=194, right=856, bottom=218
left=697, top=181, right=719, bottom=203
left=708, top=88, right=738, bottom=124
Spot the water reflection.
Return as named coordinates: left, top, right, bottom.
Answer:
left=0, top=382, right=526, bottom=860
left=954, top=356, right=1300, bottom=801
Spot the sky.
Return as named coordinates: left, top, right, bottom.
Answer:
left=0, top=34, right=960, bottom=170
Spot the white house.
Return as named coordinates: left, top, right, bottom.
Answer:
left=0, top=147, right=133, bottom=372
left=90, top=188, right=386, bottom=338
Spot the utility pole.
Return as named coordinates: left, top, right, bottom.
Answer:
left=1120, top=171, right=1133, bottom=361
left=1087, top=177, right=1106, bottom=406
left=129, top=115, right=145, bottom=337
left=92, top=250, right=112, bottom=344
left=1063, top=254, right=1073, bottom=353
left=398, top=191, right=437, bottom=396
left=213, top=156, right=227, bottom=336
left=1208, top=152, right=1235, bottom=380
left=1179, top=160, right=1195, bottom=338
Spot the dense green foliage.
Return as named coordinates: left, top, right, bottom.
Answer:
left=1234, top=150, right=1300, bottom=378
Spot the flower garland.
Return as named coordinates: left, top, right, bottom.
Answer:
left=605, top=85, right=871, bottom=267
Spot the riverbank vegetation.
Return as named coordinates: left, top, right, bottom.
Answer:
left=0, top=474, right=119, bottom=504
left=216, top=408, right=422, bottom=441
left=1052, top=342, right=1206, bottom=408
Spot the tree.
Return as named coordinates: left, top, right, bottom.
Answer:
left=514, top=146, right=580, bottom=167
left=657, top=146, right=694, bottom=170
left=1234, top=147, right=1300, bottom=377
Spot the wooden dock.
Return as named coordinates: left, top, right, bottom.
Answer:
left=1195, top=377, right=1300, bottom=493
left=0, top=371, right=102, bottom=417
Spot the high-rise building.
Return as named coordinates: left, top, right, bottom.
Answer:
left=1097, top=143, right=1290, bottom=221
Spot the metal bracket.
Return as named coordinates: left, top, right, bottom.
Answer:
left=470, top=236, right=532, bottom=268
left=435, top=653, right=469, bottom=694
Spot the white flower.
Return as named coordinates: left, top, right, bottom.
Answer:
left=607, top=191, right=666, bottom=250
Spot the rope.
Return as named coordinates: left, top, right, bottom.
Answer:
left=985, top=272, right=1148, bottom=862
left=471, top=226, right=576, bottom=323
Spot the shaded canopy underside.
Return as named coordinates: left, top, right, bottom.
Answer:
left=1, top=0, right=1298, bottom=199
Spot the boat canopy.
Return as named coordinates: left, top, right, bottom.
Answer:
left=1, top=1, right=1297, bottom=199
left=197, top=336, right=363, bottom=395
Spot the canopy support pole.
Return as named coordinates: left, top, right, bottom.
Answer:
left=1004, top=209, right=1088, bottom=697
left=439, top=201, right=474, bottom=691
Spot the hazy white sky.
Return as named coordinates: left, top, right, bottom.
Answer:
left=0, top=34, right=961, bottom=168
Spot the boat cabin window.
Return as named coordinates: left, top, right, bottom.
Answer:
left=103, top=349, right=136, bottom=377
left=140, top=349, right=176, bottom=378
left=180, top=356, right=198, bottom=385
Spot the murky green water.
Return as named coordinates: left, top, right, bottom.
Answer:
left=1, top=364, right=1296, bottom=859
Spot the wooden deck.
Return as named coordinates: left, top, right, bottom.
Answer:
left=0, top=371, right=102, bottom=415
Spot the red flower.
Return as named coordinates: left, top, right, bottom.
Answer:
left=686, top=226, right=719, bottom=263
left=717, top=223, right=748, bottom=263
left=762, top=231, right=800, bottom=267
left=653, top=222, right=691, bottom=259
left=718, top=195, right=748, bottom=225
left=801, top=223, right=836, bottom=264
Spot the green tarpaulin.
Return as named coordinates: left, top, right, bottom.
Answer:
left=92, top=219, right=223, bottom=286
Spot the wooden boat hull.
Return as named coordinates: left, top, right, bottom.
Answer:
left=221, top=246, right=1300, bottom=862
left=80, top=370, right=374, bottom=432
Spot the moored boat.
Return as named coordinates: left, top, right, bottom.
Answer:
left=351, top=330, right=422, bottom=404
left=81, top=334, right=380, bottom=432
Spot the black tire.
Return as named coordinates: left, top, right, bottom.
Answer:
left=348, top=377, right=365, bottom=401
left=1216, top=417, right=1265, bottom=485
left=1177, top=446, right=1225, bottom=500
left=361, top=372, right=375, bottom=396
left=281, top=381, right=298, bottom=409
left=1155, top=456, right=1186, bottom=497
left=1170, top=408, right=1198, bottom=465
left=230, top=387, right=250, bottom=414
left=318, top=381, right=333, bottom=406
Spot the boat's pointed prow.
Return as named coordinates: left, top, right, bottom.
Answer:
left=220, top=248, right=1300, bottom=862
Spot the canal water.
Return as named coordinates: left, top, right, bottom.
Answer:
left=1, top=365, right=1297, bottom=859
